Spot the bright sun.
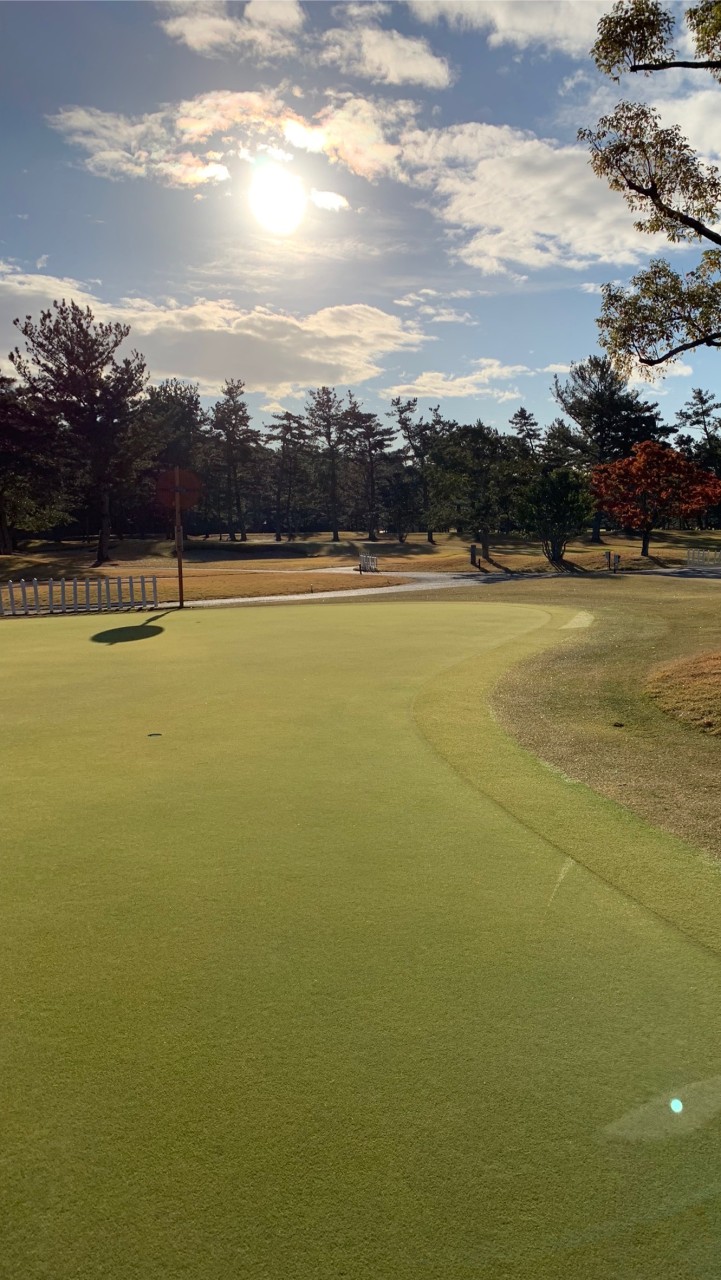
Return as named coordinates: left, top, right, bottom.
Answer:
left=248, top=162, right=307, bottom=236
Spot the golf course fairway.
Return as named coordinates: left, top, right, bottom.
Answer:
left=3, top=599, right=721, bottom=1279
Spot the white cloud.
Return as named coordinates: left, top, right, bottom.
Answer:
left=158, top=0, right=304, bottom=59
left=35, top=254, right=49, bottom=269
left=558, top=69, right=591, bottom=96
left=631, top=361, right=693, bottom=388
left=405, top=1, right=607, bottom=59
left=384, top=356, right=530, bottom=399
left=541, top=363, right=571, bottom=374
left=579, top=282, right=603, bottom=294
left=290, top=95, right=417, bottom=180
left=418, top=305, right=476, bottom=324
left=398, top=120, right=669, bottom=274
left=310, top=189, right=350, bottom=212
left=321, top=24, right=452, bottom=88
left=336, top=2, right=392, bottom=21
left=0, top=264, right=426, bottom=398
left=48, top=91, right=292, bottom=187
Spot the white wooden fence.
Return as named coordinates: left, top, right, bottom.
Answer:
left=358, top=554, right=379, bottom=573
left=0, top=575, right=159, bottom=618
left=687, top=548, right=721, bottom=567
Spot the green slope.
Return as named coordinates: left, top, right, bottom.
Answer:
left=3, top=601, right=721, bottom=1279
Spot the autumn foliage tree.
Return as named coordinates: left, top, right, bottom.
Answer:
left=592, top=440, right=721, bottom=554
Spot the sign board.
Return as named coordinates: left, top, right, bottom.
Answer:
left=155, top=469, right=203, bottom=512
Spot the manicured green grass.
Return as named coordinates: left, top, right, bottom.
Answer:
left=4, top=601, right=721, bottom=1279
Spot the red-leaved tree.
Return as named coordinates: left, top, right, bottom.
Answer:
left=592, top=440, right=721, bottom=556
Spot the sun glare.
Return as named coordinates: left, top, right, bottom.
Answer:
left=248, top=162, right=307, bottom=236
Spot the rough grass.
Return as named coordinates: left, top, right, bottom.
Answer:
left=427, top=575, right=721, bottom=861
left=4, top=601, right=721, bottom=1278
left=646, top=650, right=721, bottom=736
left=4, top=527, right=720, bottom=581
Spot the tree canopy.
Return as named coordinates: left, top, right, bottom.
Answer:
left=581, top=0, right=721, bottom=373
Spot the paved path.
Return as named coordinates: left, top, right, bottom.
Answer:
left=181, top=570, right=489, bottom=608
left=169, top=563, right=721, bottom=609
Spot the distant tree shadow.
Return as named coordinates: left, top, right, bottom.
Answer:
left=91, top=612, right=171, bottom=645
left=556, top=559, right=588, bottom=574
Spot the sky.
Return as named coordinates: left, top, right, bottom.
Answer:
left=0, top=0, right=717, bottom=431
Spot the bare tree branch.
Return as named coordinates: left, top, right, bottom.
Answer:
left=640, top=332, right=721, bottom=364
left=631, top=58, right=721, bottom=70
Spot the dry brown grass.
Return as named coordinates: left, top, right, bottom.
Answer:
left=646, top=650, right=721, bottom=736
left=0, top=570, right=402, bottom=610
left=157, top=572, right=402, bottom=602
left=2, top=527, right=720, bottom=582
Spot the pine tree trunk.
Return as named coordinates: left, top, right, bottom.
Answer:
left=329, top=452, right=340, bottom=542
left=0, top=497, right=13, bottom=554
left=231, top=464, right=247, bottom=542
left=274, top=464, right=283, bottom=541
left=591, top=510, right=603, bottom=543
left=94, top=489, right=112, bottom=566
left=368, top=453, right=377, bottom=540
left=641, top=528, right=651, bottom=556
left=226, top=471, right=236, bottom=541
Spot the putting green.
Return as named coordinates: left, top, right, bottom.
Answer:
left=3, top=601, right=721, bottom=1279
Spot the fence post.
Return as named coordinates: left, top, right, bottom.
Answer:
left=85, top=578, right=91, bottom=612
left=19, top=579, right=28, bottom=615
left=60, top=578, right=67, bottom=613
left=129, top=577, right=135, bottom=609
left=104, top=579, right=111, bottom=611
left=152, top=576, right=158, bottom=609
left=8, top=580, right=16, bottom=615
left=48, top=579, right=54, bottom=614
left=97, top=579, right=103, bottom=612
left=72, top=578, right=78, bottom=613
left=116, top=576, right=123, bottom=609
left=32, top=579, right=39, bottom=613
left=140, top=576, right=147, bottom=609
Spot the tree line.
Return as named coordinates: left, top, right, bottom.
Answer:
left=1, top=299, right=720, bottom=565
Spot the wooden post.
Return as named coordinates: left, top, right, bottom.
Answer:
left=140, top=576, right=147, bottom=609
left=48, top=578, right=54, bottom=614
left=129, top=577, right=135, bottom=609
left=152, top=576, right=158, bottom=609
left=33, top=579, right=40, bottom=613
left=19, top=579, right=28, bottom=614
left=72, top=578, right=78, bottom=613
left=175, top=464, right=185, bottom=609
left=8, top=580, right=16, bottom=615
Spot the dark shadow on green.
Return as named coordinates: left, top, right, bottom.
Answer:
left=91, top=613, right=172, bottom=645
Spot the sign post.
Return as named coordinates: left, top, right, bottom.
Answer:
left=174, top=465, right=185, bottom=608
left=156, top=468, right=203, bottom=610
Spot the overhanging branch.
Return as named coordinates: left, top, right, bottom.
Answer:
left=631, top=59, right=721, bottom=72
left=639, top=332, right=721, bottom=365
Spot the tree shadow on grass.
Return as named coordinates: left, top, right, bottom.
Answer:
left=91, top=612, right=172, bottom=645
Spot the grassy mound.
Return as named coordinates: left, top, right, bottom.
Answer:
left=646, top=650, right=721, bottom=736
